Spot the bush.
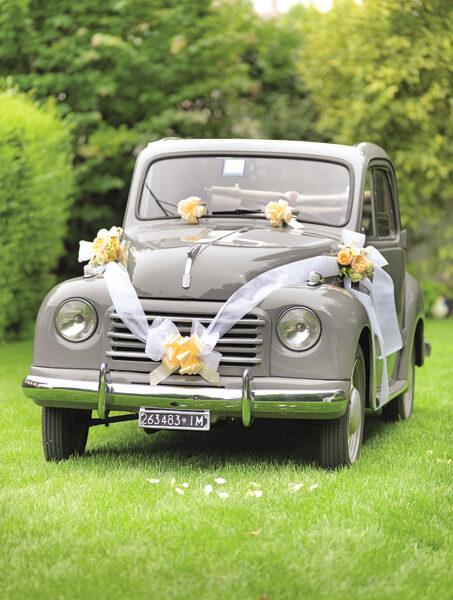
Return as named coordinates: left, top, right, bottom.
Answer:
left=0, top=91, right=74, bottom=340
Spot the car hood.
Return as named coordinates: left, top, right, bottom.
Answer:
left=125, top=220, right=338, bottom=301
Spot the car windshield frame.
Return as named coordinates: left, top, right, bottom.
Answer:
left=136, top=153, right=354, bottom=228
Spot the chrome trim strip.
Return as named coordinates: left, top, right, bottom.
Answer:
left=107, top=331, right=263, bottom=346
left=105, top=350, right=261, bottom=364
left=23, top=375, right=99, bottom=393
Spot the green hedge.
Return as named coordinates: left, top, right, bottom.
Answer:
left=0, top=91, right=74, bottom=340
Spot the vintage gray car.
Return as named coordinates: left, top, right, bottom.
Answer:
left=23, top=139, right=429, bottom=468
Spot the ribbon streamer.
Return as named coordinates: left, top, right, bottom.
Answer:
left=340, top=231, right=402, bottom=402
left=80, top=229, right=402, bottom=401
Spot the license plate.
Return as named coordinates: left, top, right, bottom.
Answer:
left=138, top=408, right=210, bottom=431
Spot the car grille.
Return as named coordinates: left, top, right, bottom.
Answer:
left=106, top=306, right=266, bottom=376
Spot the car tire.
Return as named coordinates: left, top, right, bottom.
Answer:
left=42, top=407, right=91, bottom=462
left=382, top=347, right=415, bottom=422
left=319, top=345, right=366, bottom=469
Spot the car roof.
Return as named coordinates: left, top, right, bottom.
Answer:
left=139, top=138, right=391, bottom=167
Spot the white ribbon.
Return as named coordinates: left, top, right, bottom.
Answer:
left=205, top=255, right=339, bottom=340
left=80, top=230, right=402, bottom=401
left=340, top=231, right=402, bottom=402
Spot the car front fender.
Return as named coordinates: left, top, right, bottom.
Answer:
left=261, top=284, right=371, bottom=381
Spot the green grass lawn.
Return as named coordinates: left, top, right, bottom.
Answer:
left=1, top=320, right=452, bottom=600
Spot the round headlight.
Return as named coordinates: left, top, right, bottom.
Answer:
left=54, top=299, right=97, bottom=342
left=277, top=307, right=321, bottom=351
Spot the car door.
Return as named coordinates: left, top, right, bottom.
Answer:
left=361, top=160, right=405, bottom=385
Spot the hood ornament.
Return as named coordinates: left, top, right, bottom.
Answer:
left=181, top=227, right=248, bottom=289
left=182, top=244, right=202, bottom=289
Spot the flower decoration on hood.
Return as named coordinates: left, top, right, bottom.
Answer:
left=178, top=196, right=207, bottom=224
left=265, top=199, right=293, bottom=227
left=337, top=239, right=374, bottom=282
left=78, top=226, right=129, bottom=272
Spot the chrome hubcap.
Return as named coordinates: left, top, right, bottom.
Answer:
left=348, top=358, right=364, bottom=463
left=348, top=386, right=361, bottom=437
left=402, top=365, right=414, bottom=416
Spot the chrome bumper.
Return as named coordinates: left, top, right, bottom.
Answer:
left=23, top=364, right=349, bottom=424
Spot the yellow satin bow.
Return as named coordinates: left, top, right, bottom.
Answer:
left=150, top=332, right=220, bottom=385
left=177, top=196, right=207, bottom=224
left=265, top=199, right=293, bottom=227
left=162, top=333, right=204, bottom=375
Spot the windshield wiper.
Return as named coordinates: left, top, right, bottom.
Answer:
left=144, top=182, right=177, bottom=217
left=211, top=209, right=264, bottom=215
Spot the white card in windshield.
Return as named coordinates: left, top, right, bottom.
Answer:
left=222, top=158, right=245, bottom=177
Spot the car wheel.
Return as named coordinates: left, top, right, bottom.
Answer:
left=320, top=345, right=366, bottom=469
left=42, top=407, right=91, bottom=462
left=382, top=347, right=415, bottom=422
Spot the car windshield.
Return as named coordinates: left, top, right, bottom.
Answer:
left=138, top=155, right=351, bottom=226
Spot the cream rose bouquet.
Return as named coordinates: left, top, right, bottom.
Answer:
left=79, top=226, right=130, bottom=274
left=89, top=226, right=129, bottom=267
left=337, top=240, right=374, bottom=282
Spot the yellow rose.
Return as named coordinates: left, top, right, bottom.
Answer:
left=351, top=254, right=368, bottom=274
left=97, top=236, right=120, bottom=263
left=338, top=249, right=352, bottom=266
left=92, top=236, right=106, bottom=255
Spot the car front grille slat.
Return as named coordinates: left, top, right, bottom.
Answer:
left=109, top=321, right=261, bottom=336
left=107, top=309, right=265, bottom=371
left=106, top=350, right=261, bottom=365
left=108, top=332, right=263, bottom=347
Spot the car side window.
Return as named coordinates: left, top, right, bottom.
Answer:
left=361, top=166, right=397, bottom=239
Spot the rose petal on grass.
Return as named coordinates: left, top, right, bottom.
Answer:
left=250, top=482, right=261, bottom=488
left=204, top=484, right=213, bottom=496
left=175, top=487, right=185, bottom=495
left=170, top=478, right=177, bottom=488
left=146, top=478, right=160, bottom=484
left=214, top=477, right=226, bottom=484
left=250, top=531, right=261, bottom=536
left=217, top=491, right=229, bottom=499
left=182, top=482, right=189, bottom=488
left=245, top=490, right=263, bottom=498
left=309, top=484, right=319, bottom=492
left=289, top=483, right=304, bottom=493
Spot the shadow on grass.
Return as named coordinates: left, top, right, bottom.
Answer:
left=363, top=409, right=388, bottom=443
left=85, top=419, right=320, bottom=469
left=80, top=410, right=395, bottom=471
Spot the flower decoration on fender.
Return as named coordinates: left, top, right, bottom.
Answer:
left=265, top=199, right=293, bottom=227
left=78, top=226, right=129, bottom=274
left=337, top=240, right=374, bottom=282
left=177, top=196, right=207, bottom=224
left=146, top=319, right=221, bottom=385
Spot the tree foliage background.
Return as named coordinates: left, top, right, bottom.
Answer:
left=299, top=0, right=453, bottom=284
left=0, top=0, right=318, bottom=279
left=0, top=0, right=452, bottom=314
left=0, top=91, right=74, bottom=339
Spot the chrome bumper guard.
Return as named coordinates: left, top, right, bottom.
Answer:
left=23, top=364, right=349, bottom=424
